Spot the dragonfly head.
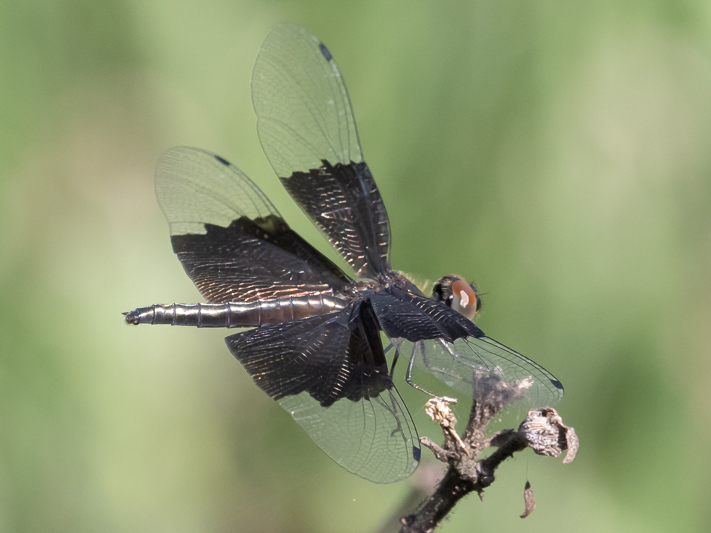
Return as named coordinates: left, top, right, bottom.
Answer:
left=432, top=274, right=481, bottom=320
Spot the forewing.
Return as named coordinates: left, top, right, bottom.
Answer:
left=155, top=146, right=350, bottom=302
left=252, top=24, right=391, bottom=277
left=395, top=336, right=564, bottom=408
left=225, top=310, right=420, bottom=483
left=370, top=289, right=484, bottom=343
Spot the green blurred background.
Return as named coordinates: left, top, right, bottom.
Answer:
left=2, top=0, right=711, bottom=531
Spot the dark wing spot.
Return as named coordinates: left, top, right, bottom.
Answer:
left=412, top=446, right=421, bottom=462
left=319, top=42, right=333, bottom=61
left=214, top=155, right=231, bottom=166
left=551, top=378, right=564, bottom=390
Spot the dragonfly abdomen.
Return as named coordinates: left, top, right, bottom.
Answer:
left=124, top=295, right=347, bottom=328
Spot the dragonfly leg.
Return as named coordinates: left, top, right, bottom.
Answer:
left=389, top=347, right=399, bottom=380
left=405, top=342, right=437, bottom=396
left=418, top=340, right=430, bottom=368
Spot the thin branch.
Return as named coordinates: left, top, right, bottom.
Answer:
left=398, top=371, right=578, bottom=533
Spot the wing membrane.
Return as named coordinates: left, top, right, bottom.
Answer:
left=252, top=24, right=391, bottom=277
left=394, top=336, right=564, bottom=408
left=252, top=24, right=362, bottom=178
left=279, top=387, right=419, bottom=483
left=226, top=309, right=420, bottom=483
left=155, top=146, right=350, bottom=302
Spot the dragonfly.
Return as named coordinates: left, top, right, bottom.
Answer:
left=125, top=24, right=564, bottom=483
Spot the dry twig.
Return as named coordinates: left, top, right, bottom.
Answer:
left=398, top=371, right=577, bottom=533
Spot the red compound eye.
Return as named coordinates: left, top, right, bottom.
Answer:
left=452, top=278, right=476, bottom=308
left=450, top=278, right=478, bottom=320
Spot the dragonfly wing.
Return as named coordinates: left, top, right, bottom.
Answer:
left=395, top=336, right=564, bottom=408
left=370, top=288, right=563, bottom=408
left=155, top=146, right=351, bottom=302
left=225, top=307, right=420, bottom=483
left=252, top=24, right=391, bottom=277
left=370, top=290, right=484, bottom=342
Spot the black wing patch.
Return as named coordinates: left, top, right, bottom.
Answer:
left=155, top=146, right=350, bottom=303
left=226, top=305, right=420, bottom=483
left=281, top=160, right=390, bottom=277
left=370, top=289, right=484, bottom=343
left=252, top=24, right=391, bottom=277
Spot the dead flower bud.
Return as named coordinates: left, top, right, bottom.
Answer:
left=518, top=407, right=579, bottom=463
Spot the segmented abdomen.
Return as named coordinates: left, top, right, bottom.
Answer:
left=125, top=294, right=347, bottom=328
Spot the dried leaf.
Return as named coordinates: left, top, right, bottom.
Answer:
left=520, top=481, right=535, bottom=518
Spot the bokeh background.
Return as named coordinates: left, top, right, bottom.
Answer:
left=2, top=1, right=711, bottom=532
